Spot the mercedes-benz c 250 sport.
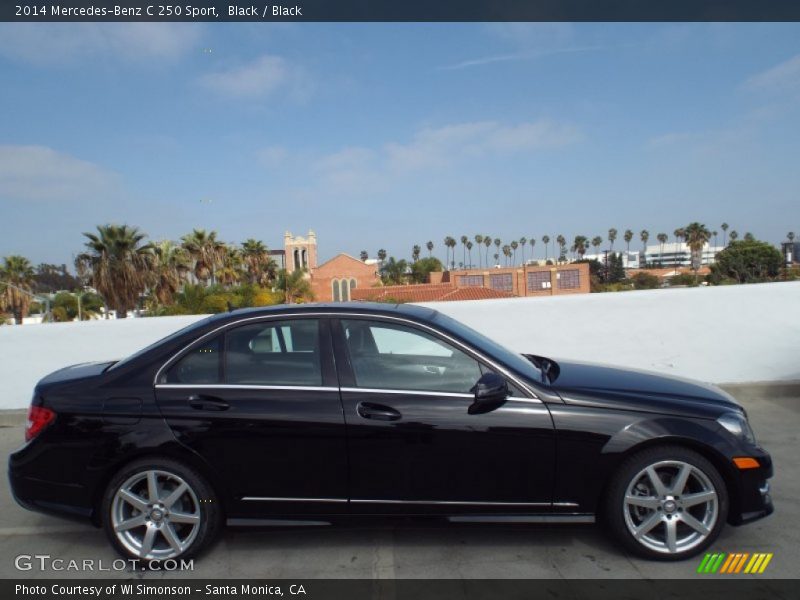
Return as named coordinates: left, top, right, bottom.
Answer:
left=9, top=303, right=773, bottom=562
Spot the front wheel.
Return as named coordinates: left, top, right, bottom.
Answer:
left=101, top=457, right=220, bottom=562
left=605, top=446, right=728, bottom=560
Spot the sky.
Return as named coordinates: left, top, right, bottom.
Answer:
left=0, top=22, right=799, bottom=266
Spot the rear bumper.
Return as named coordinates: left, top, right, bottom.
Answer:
left=728, top=448, right=774, bottom=526
left=8, top=451, right=95, bottom=523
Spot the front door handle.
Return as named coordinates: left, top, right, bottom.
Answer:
left=357, top=402, right=401, bottom=421
left=188, top=394, right=230, bottom=411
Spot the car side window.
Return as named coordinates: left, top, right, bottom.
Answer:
left=164, top=336, right=222, bottom=384
left=225, top=319, right=322, bottom=386
left=341, top=319, right=482, bottom=394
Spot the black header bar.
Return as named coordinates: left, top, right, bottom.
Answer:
left=3, top=0, right=800, bottom=22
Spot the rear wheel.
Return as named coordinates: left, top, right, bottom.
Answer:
left=605, top=446, right=728, bottom=560
left=101, top=458, right=220, bottom=562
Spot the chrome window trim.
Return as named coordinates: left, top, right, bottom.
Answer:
left=155, top=384, right=338, bottom=393
left=152, top=311, right=540, bottom=400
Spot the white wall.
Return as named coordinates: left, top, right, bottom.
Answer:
left=0, top=282, right=798, bottom=409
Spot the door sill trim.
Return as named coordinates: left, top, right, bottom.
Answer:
left=448, top=514, right=595, bottom=524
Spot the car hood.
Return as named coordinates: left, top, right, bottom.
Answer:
left=37, top=361, right=116, bottom=387
left=530, top=356, right=742, bottom=418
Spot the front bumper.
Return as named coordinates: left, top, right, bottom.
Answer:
left=727, top=448, right=774, bottom=526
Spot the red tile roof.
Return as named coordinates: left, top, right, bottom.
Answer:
left=350, top=283, right=514, bottom=303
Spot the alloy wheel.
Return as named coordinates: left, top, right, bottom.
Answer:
left=110, top=469, right=201, bottom=560
left=623, top=460, right=719, bottom=555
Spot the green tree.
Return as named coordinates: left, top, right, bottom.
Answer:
left=623, top=229, right=633, bottom=253
left=0, top=255, right=36, bottom=324
left=632, top=271, right=660, bottom=290
left=180, top=229, right=225, bottom=285
left=241, top=239, right=276, bottom=285
left=519, top=237, right=527, bottom=264
left=788, top=232, right=796, bottom=243
left=709, top=239, right=782, bottom=284
left=381, top=257, right=408, bottom=285
left=529, top=237, right=536, bottom=263
left=729, top=230, right=739, bottom=242
left=460, top=235, right=468, bottom=268
left=502, top=244, right=511, bottom=266
left=744, top=232, right=755, bottom=242
left=474, top=235, right=484, bottom=268
left=151, top=240, right=190, bottom=307
left=483, top=236, right=492, bottom=267
left=608, top=228, right=618, bottom=252
left=640, top=230, right=650, bottom=254
left=75, top=225, right=154, bottom=318
left=410, top=256, right=443, bottom=284
left=51, top=291, right=104, bottom=322
left=360, top=250, right=368, bottom=261
left=591, top=236, right=602, bottom=254
left=276, top=268, right=314, bottom=304
left=721, top=222, right=729, bottom=247
left=466, top=241, right=474, bottom=267
left=572, top=235, right=588, bottom=259
left=683, top=222, right=711, bottom=279
left=493, top=238, right=501, bottom=265
left=411, top=245, right=421, bottom=262
left=426, top=241, right=434, bottom=258
left=510, top=240, right=519, bottom=265
left=542, top=235, right=550, bottom=261
left=656, top=233, right=668, bottom=266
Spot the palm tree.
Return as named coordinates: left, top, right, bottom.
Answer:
left=510, top=240, right=519, bottom=265
left=519, top=237, right=527, bottom=265
left=684, top=222, right=711, bottom=279
left=673, top=228, right=686, bottom=267
left=426, top=241, right=434, bottom=258
left=608, top=228, right=618, bottom=252
left=151, top=240, right=190, bottom=306
left=181, top=229, right=225, bottom=285
left=377, top=249, right=387, bottom=271
left=529, top=238, right=536, bottom=263
left=556, top=235, right=566, bottom=263
left=542, top=235, right=550, bottom=261
left=76, top=224, right=154, bottom=318
left=277, top=268, right=314, bottom=304
left=640, top=230, right=650, bottom=256
left=474, top=235, right=484, bottom=268
left=729, top=230, right=739, bottom=242
left=412, top=245, right=421, bottom=262
left=591, top=236, right=602, bottom=255
left=216, top=246, right=244, bottom=287
left=381, top=257, right=408, bottom=285
left=241, top=239, right=275, bottom=285
left=572, top=235, right=588, bottom=260
left=712, top=230, right=718, bottom=252
left=744, top=232, right=755, bottom=242
left=483, top=236, right=492, bottom=267
left=460, top=235, right=468, bottom=268
left=466, top=241, right=474, bottom=268
left=656, top=233, right=668, bottom=267
left=788, top=232, right=795, bottom=243
left=624, top=229, right=634, bottom=253
left=0, top=255, right=35, bottom=324
left=493, top=253, right=499, bottom=266
left=721, top=222, right=729, bottom=247
left=360, top=250, right=369, bottom=262
left=502, top=245, right=511, bottom=266
left=493, top=238, right=501, bottom=265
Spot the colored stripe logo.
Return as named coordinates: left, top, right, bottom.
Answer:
left=697, top=552, right=773, bottom=574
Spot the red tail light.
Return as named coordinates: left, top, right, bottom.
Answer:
left=25, top=405, right=55, bottom=442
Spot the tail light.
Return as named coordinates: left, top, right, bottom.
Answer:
left=25, top=405, right=55, bottom=442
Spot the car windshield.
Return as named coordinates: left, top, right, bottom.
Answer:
left=431, top=312, right=544, bottom=383
left=107, top=315, right=217, bottom=371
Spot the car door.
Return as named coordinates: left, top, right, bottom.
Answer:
left=154, top=317, right=348, bottom=517
left=332, top=316, right=555, bottom=515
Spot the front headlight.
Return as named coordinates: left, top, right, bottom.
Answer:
left=717, top=412, right=756, bottom=445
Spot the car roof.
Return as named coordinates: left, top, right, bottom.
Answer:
left=217, top=301, right=440, bottom=323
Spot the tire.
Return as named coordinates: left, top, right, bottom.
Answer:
left=101, top=457, right=221, bottom=562
left=604, top=445, right=728, bottom=560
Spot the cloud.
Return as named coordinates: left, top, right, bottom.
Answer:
left=743, top=54, right=800, bottom=92
left=256, top=145, right=288, bottom=168
left=0, top=23, right=202, bottom=66
left=385, top=119, right=582, bottom=170
left=198, top=55, right=310, bottom=100
left=0, top=145, right=119, bottom=201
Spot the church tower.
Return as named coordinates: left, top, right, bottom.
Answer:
left=284, top=230, right=318, bottom=273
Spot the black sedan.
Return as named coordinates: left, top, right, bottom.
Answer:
left=9, top=303, right=773, bottom=562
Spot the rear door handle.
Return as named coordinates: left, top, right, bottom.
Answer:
left=357, top=402, right=401, bottom=421
left=188, top=395, right=230, bottom=411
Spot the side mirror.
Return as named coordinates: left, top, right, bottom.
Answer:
left=468, top=371, right=509, bottom=415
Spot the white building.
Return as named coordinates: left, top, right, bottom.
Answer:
left=581, top=250, right=641, bottom=269
left=644, top=242, right=723, bottom=267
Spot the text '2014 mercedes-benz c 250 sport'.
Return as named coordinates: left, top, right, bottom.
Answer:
left=9, top=303, right=773, bottom=562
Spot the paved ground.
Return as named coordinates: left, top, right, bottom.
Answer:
left=0, top=385, right=796, bottom=580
